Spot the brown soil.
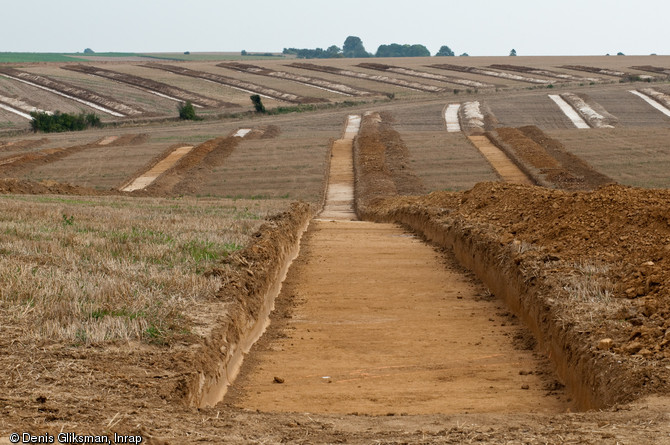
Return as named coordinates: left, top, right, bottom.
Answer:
left=429, top=64, right=550, bottom=85
left=490, top=126, right=614, bottom=190
left=488, top=64, right=597, bottom=82
left=357, top=62, right=494, bottom=88
left=0, top=137, right=48, bottom=152
left=631, top=65, right=670, bottom=76
left=62, top=65, right=235, bottom=109
left=0, top=67, right=145, bottom=117
left=142, top=64, right=327, bottom=104
left=227, top=220, right=569, bottom=415
left=218, top=62, right=378, bottom=97
left=287, top=62, right=446, bottom=93
left=0, top=178, right=112, bottom=195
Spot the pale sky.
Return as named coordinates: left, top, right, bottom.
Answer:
left=2, top=0, right=668, bottom=56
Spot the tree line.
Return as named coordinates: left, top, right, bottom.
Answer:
left=282, top=36, right=467, bottom=59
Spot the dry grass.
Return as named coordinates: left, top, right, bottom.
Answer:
left=0, top=194, right=288, bottom=345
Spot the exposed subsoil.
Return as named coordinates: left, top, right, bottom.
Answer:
left=0, top=67, right=145, bottom=117
left=488, top=64, right=599, bottom=82
left=218, top=62, right=378, bottom=97
left=488, top=126, right=614, bottom=190
left=357, top=63, right=494, bottom=88
left=62, top=65, right=234, bottom=109
left=429, top=64, right=552, bottom=85
left=142, top=64, right=327, bottom=104
left=287, top=62, right=446, bottom=93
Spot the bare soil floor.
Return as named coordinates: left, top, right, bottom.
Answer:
left=228, top=220, right=569, bottom=415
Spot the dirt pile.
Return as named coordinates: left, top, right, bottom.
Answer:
left=369, top=182, right=670, bottom=405
left=489, top=126, right=613, bottom=190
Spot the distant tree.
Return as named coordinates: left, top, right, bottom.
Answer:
left=617, top=51, right=625, bottom=56
left=326, top=45, right=342, bottom=57
left=343, top=36, right=371, bottom=58
left=509, top=48, right=517, bottom=56
left=375, top=43, right=430, bottom=58
left=241, top=50, right=248, bottom=56
left=435, top=45, right=455, bottom=57
left=184, top=51, right=190, bottom=55
left=83, top=48, right=94, bottom=54
left=460, top=52, right=470, bottom=57
left=250, top=95, right=266, bottom=113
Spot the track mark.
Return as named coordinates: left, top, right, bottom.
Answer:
left=548, top=95, right=590, bottom=129
left=120, top=145, right=194, bottom=192
left=444, top=103, right=462, bottom=132
left=468, top=135, right=533, bottom=184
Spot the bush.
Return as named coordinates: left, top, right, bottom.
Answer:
left=435, top=45, right=455, bottom=57
left=250, top=95, right=266, bottom=113
left=30, top=111, right=101, bottom=133
left=178, top=101, right=200, bottom=120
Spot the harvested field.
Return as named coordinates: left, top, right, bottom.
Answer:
left=357, top=62, right=494, bottom=88
left=487, top=92, right=576, bottom=129
left=547, top=127, right=670, bottom=188
left=587, top=88, right=670, bottom=127
left=637, top=87, right=670, bottom=113
left=559, top=92, right=617, bottom=128
left=287, top=62, right=446, bottom=93
left=631, top=65, right=670, bottom=76
left=548, top=94, right=590, bottom=129
left=0, top=67, right=143, bottom=117
left=561, top=65, right=656, bottom=81
left=120, top=145, right=194, bottom=192
left=430, top=64, right=553, bottom=85
left=218, top=62, right=378, bottom=97
left=0, top=95, right=50, bottom=119
left=62, top=65, right=232, bottom=108
left=143, top=64, right=326, bottom=104
left=488, top=64, right=601, bottom=82
left=630, top=90, right=670, bottom=118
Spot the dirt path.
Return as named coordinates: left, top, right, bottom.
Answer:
left=120, top=145, right=193, bottom=191
left=467, top=135, right=534, bottom=184
left=228, top=113, right=566, bottom=416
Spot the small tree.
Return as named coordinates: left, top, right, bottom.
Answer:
left=250, top=95, right=266, bottom=113
left=509, top=48, right=517, bottom=56
left=178, top=101, right=200, bottom=120
left=460, top=52, right=469, bottom=57
left=241, top=50, right=248, bottom=56
left=83, top=48, right=95, bottom=54
left=617, top=51, right=625, bottom=56
left=435, top=45, right=455, bottom=57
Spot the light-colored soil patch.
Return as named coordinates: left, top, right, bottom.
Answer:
left=444, top=103, right=462, bottom=132
left=232, top=128, right=252, bottom=138
left=560, top=93, right=616, bottom=128
left=430, top=64, right=552, bottom=85
left=288, top=63, right=445, bottom=93
left=548, top=95, right=590, bottom=129
left=468, top=135, right=533, bottom=184
left=121, top=145, right=194, bottom=192
left=358, top=63, right=493, bottom=88
left=0, top=95, right=50, bottom=119
left=489, top=64, right=601, bottom=82
left=629, top=90, right=670, bottom=118
left=461, top=101, right=485, bottom=132
left=230, top=220, right=568, bottom=415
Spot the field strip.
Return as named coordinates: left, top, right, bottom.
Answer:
left=467, top=135, right=533, bottom=184
left=287, top=63, right=445, bottom=93
left=461, top=101, right=485, bottom=132
left=318, top=114, right=361, bottom=221
left=488, top=64, right=600, bottom=82
left=358, top=63, right=493, bottom=88
left=0, top=95, right=51, bottom=119
left=559, top=93, right=615, bottom=128
left=561, top=65, right=656, bottom=81
left=444, top=104, right=461, bottom=132
left=430, top=64, right=551, bottom=84
left=62, top=65, right=230, bottom=108
left=629, top=90, right=670, bottom=117
left=0, top=68, right=143, bottom=117
left=143, top=64, right=325, bottom=104
left=548, top=95, right=590, bottom=129
left=631, top=65, right=670, bottom=76
left=218, top=63, right=376, bottom=97
left=121, top=145, right=194, bottom=192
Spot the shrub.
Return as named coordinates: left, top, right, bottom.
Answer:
left=30, top=111, right=101, bottom=133
left=177, top=101, right=200, bottom=120
left=250, top=95, right=266, bottom=113
left=435, top=45, right=455, bottom=57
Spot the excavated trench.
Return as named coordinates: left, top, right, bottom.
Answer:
left=189, top=114, right=589, bottom=415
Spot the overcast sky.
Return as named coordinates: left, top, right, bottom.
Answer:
left=3, top=0, right=668, bottom=56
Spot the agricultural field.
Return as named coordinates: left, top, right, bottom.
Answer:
left=1, top=55, right=670, bottom=443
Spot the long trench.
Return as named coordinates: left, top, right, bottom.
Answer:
left=226, top=115, right=568, bottom=415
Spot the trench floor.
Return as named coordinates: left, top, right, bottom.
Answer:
left=227, top=219, right=570, bottom=415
